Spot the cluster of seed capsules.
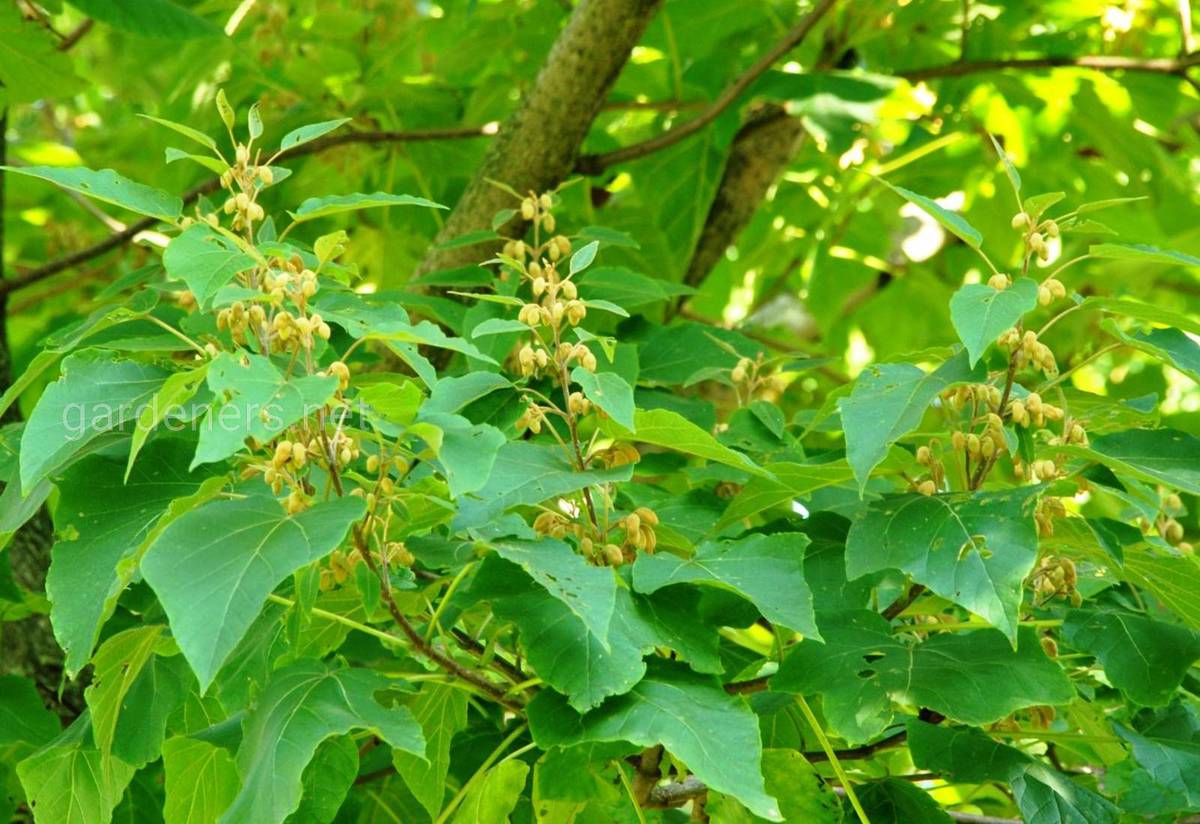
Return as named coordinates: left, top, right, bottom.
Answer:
left=534, top=506, right=660, bottom=567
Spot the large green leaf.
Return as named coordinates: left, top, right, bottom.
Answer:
left=162, top=737, right=239, bottom=824
left=289, top=192, right=446, bottom=222
left=0, top=675, right=60, bottom=748
left=286, top=735, right=358, bottom=824
left=454, top=442, right=633, bottom=530
left=706, top=748, right=842, bottom=823
left=1065, top=428, right=1200, bottom=495
left=1105, top=324, right=1200, bottom=383
left=845, top=488, right=1040, bottom=642
left=417, top=412, right=506, bottom=498
left=20, top=350, right=168, bottom=492
left=192, top=352, right=338, bottom=469
left=67, top=0, right=218, bottom=38
left=907, top=721, right=1120, bottom=823
left=1082, top=296, right=1200, bottom=336
left=47, top=440, right=218, bottom=675
left=950, top=277, right=1039, bottom=366
left=879, top=180, right=982, bottom=247
left=528, top=661, right=781, bottom=821
left=16, top=716, right=136, bottom=824
left=491, top=539, right=617, bottom=645
left=163, top=225, right=257, bottom=309
left=450, top=760, right=529, bottom=824
left=141, top=495, right=365, bottom=690
left=632, top=532, right=819, bottom=638
left=1062, top=609, right=1200, bottom=706
left=1116, top=717, right=1200, bottom=812
left=607, top=408, right=769, bottom=478
left=857, top=779, right=950, bottom=823
left=221, top=660, right=424, bottom=824
left=393, top=684, right=469, bottom=820
left=772, top=612, right=1073, bottom=743
left=83, top=625, right=167, bottom=769
left=1089, top=243, right=1200, bottom=268
left=467, top=554, right=646, bottom=711
left=715, top=461, right=854, bottom=530
left=2, top=165, right=181, bottom=221
left=839, top=350, right=984, bottom=493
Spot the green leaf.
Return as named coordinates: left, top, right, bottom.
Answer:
left=162, top=736, right=239, bottom=824
left=67, top=0, right=217, bottom=38
left=950, top=277, right=1038, bottom=366
left=1117, top=720, right=1200, bottom=812
left=163, top=225, right=256, bottom=309
left=393, top=684, right=469, bottom=820
left=141, top=496, right=365, bottom=690
left=707, top=748, right=842, bottom=823
left=716, top=461, right=854, bottom=529
left=839, top=350, right=984, bottom=493
left=1075, top=196, right=1147, bottom=213
left=0, top=675, right=60, bottom=748
left=84, top=625, right=164, bottom=768
left=878, top=180, right=982, bottom=247
left=285, top=735, right=358, bottom=824
left=583, top=298, right=629, bottom=317
left=126, top=364, right=208, bottom=480
left=221, top=660, right=424, bottom=824
left=248, top=103, right=263, bottom=140
left=2, top=165, right=182, bottom=221
left=0, top=3, right=81, bottom=103
left=773, top=612, right=1072, bottom=743
left=571, top=367, right=635, bottom=430
left=470, top=317, right=528, bottom=338
left=1090, top=243, right=1200, bottom=268
left=607, top=408, right=769, bottom=478
left=528, top=661, right=781, bottom=821
left=468, top=554, right=645, bottom=711
left=569, top=240, right=599, bottom=276
left=454, top=442, right=633, bottom=530
left=1062, top=609, right=1200, bottom=706
left=857, top=779, right=950, bottom=823
left=20, top=350, right=168, bottom=492
left=289, top=192, right=446, bottom=222
left=139, top=115, right=219, bottom=152
left=1104, top=322, right=1200, bottom=384
left=165, top=147, right=227, bottom=174
left=450, top=760, right=529, bottom=824
left=1067, top=428, right=1200, bottom=495
left=192, top=352, right=338, bottom=469
left=419, top=412, right=506, bottom=497
left=633, top=532, right=819, bottom=638
left=17, top=716, right=136, bottom=824
left=988, top=133, right=1021, bottom=200
left=48, top=443, right=222, bottom=676
left=578, top=266, right=693, bottom=310
left=1082, top=296, right=1200, bottom=336
left=1023, top=191, right=1065, bottom=217
left=846, top=488, right=1040, bottom=642
left=491, top=538, right=617, bottom=646
left=424, top=372, right=510, bottom=416
left=279, top=118, right=352, bottom=152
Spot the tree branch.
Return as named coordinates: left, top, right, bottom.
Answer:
left=902, top=51, right=1200, bottom=81
left=574, top=0, right=839, bottom=175
left=417, top=0, right=664, bottom=274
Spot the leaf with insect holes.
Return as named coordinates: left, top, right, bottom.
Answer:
left=3, top=164, right=181, bottom=221
left=845, top=488, right=1042, bottom=642
left=279, top=117, right=352, bottom=152
left=163, top=224, right=256, bottom=309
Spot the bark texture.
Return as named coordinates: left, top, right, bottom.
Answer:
left=682, top=104, right=805, bottom=291
left=417, top=0, right=661, bottom=274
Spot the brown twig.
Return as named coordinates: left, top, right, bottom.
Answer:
left=57, top=18, right=94, bottom=51
left=573, top=0, right=840, bottom=174
left=902, top=52, right=1200, bottom=81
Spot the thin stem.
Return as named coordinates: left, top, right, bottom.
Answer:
left=144, top=315, right=207, bottom=355
left=425, top=561, right=476, bottom=642
left=433, top=723, right=529, bottom=824
left=615, top=761, right=651, bottom=824
left=893, top=618, right=1063, bottom=634
left=796, top=694, right=872, bottom=824
left=265, top=593, right=402, bottom=647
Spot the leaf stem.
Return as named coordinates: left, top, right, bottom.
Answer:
left=796, top=695, right=872, bottom=824
left=433, top=722, right=529, bottom=824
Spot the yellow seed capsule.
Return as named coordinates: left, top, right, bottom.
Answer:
left=987, top=273, right=1010, bottom=290
left=1166, top=520, right=1185, bottom=544
left=366, top=454, right=380, bottom=473
left=916, top=446, right=931, bottom=465
left=1011, top=212, right=1031, bottom=231
left=951, top=431, right=966, bottom=451
left=560, top=279, right=578, bottom=300
left=966, top=433, right=981, bottom=456
left=1038, top=285, right=1053, bottom=306
left=521, top=198, right=536, bottom=220
left=981, top=437, right=996, bottom=459
left=539, top=193, right=553, bottom=210
left=634, top=507, right=659, bottom=526
left=603, top=544, right=624, bottom=566
left=1040, top=636, right=1058, bottom=658
left=1044, top=220, right=1060, bottom=238
left=917, top=479, right=937, bottom=496
left=625, top=513, right=641, bottom=534
left=273, top=440, right=293, bottom=466
left=1046, top=278, right=1066, bottom=298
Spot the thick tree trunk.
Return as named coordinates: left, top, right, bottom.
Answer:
left=681, top=104, right=805, bottom=291
left=417, top=0, right=662, bottom=275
